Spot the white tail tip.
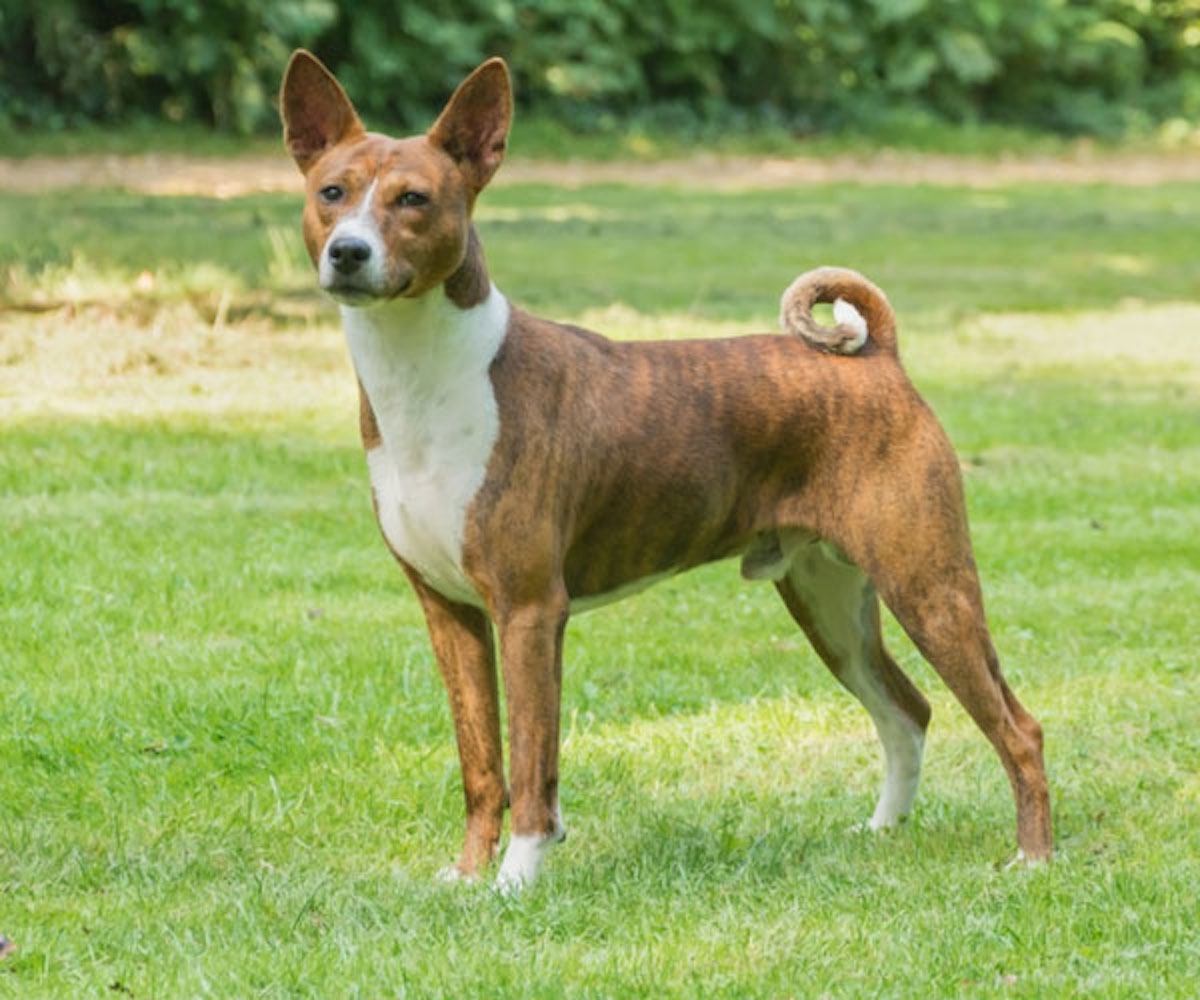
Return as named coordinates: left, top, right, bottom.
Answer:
left=832, top=298, right=868, bottom=350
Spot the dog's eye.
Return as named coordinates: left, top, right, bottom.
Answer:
left=319, top=185, right=345, bottom=203
left=396, top=191, right=430, bottom=208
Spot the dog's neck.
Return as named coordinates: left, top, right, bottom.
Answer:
left=340, top=284, right=507, bottom=391
left=338, top=221, right=504, bottom=378
left=339, top=219, right=508, bottom=412
left=338, top=228, right=509, bottom=608
left=444, top=224, right=491, bottom=310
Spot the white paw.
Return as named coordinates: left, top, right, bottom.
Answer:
left=1003, top=848, right=1050, bottom=871
left=493, top=826, right=565, bottom=893
left=867, top=806, right=910, bottom=831
left=494, top=835, right=550, bottom=892
left=848, top=815, right=906, bottom=836
left=436, top=864, right=476, bottom=884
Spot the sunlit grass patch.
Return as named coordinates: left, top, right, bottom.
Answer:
left=0, top=300, right=349, bottom=423
left=929, top=302, right=1200, bottom=388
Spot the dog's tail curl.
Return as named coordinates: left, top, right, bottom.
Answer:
left=779, top=267, right=897, bottom=356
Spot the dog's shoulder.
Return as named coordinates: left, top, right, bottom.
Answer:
left=492, top=305, right=620, bottom=374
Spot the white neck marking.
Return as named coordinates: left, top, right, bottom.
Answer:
left=344, top=285, right=510, bottom=606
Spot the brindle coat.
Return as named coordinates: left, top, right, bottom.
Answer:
left=281, top=51, right=1052, bottom=881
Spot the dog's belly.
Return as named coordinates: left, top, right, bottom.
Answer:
left=567, top=569, right=678, bottom=614
left=563, top=533, right=772, bottom=614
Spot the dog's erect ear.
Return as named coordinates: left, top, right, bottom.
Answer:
left=280, top=50, right=365, bottom=174
left=428, top=58, right=512, bottom=193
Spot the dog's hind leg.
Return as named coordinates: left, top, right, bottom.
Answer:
left=776, top=541, right=931, bottom=830
left=829, top=433, right=1053, bottom=861
left=874, top=552, right=1053, bottom=861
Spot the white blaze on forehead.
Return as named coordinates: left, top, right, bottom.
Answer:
left=319, top=179, right=386, bottom=290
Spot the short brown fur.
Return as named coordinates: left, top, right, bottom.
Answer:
left=280, top=51, right=1052, bottom=881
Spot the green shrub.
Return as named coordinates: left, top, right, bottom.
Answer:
left=1, top=0, right=1197, bottom=136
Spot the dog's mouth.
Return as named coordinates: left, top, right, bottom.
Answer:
left=324, top=274, right=413, bottom=306
left=326, top=284, right=376, bottom=306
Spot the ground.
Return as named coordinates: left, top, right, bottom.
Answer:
left=0, top=150, right=1198, bottom=998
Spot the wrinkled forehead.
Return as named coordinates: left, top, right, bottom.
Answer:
left=307, top=133, right=463, bottom=195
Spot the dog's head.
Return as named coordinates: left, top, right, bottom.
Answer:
left=280, top=51, right=511, bottom=305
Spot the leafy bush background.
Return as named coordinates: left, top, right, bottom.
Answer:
left=2, top=0, right=1198, bottom=137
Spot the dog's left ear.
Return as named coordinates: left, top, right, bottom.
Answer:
left=428, top=58, right=512, bottom=193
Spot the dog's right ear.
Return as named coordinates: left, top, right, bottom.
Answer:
left=280, top=50, right=365, bottom=174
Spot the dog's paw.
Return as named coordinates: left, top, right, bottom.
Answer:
left=493, top=827, right=565, bottom=893
left=494, top=836, right=547, bottom=893
left=1003, top=848, right=1051, bottom=871
left=848, top=804, right=916, bottom=837
left=848, top=817, right=905, bottom=836
left=436, top=863, right=480, bottom=885
left=868, top=809, right=911, bottom=832
left=492, top=869, right=527, bottom=896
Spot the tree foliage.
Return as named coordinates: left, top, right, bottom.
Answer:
left=1, top=0, right=1198, bottom=136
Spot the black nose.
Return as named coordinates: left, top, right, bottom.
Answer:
left=328, top=237, right=372, bottom=274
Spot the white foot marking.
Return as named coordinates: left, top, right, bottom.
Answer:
left=494, top=804, right=566, bottom=892
left=436, top=864, right=476, bottom=884
left=495, top=831, right=563, bottom=892
left=1004, top=848, right=1049, bottom=871
left=785, top=547, right=925, bottom=832
left=868, top=723, right=925, bottom=829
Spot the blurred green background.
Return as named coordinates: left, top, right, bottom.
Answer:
left=2, top=0, right=1199, bottom=145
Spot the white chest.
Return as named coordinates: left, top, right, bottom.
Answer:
left=343, top=287, right=510, bottom=606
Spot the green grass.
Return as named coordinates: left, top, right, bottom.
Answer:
left=5, top=182, right=1198, bottom=322
left=1, top=172, right=1199, bottom=998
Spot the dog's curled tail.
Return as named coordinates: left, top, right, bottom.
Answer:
left=779, top=267, right=897, bottom=356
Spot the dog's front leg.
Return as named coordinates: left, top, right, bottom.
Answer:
left=404, top=568, right=506, bottom=880
left=493, top=591, right=569, bottom=890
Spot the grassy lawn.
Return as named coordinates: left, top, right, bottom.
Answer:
left=1, top=171, right=1198, bottom=998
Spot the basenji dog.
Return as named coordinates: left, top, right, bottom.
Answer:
left=279, top=51, right=1052, bottom=889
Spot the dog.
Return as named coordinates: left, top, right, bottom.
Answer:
left=279, top=51, right=1052, bottom=889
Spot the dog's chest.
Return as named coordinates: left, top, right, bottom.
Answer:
left=344, top=289, right=509, bottom=606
